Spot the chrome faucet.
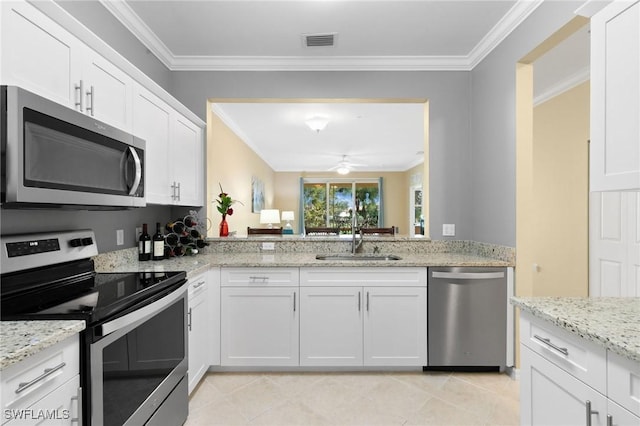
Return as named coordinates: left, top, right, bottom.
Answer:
left=351, top=210, right=363, bottom=254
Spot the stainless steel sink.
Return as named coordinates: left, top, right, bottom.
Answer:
left=315, top=254, right=402, bottom=261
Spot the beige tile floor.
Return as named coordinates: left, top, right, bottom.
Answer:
left=185, top=371, right=519, bottom=426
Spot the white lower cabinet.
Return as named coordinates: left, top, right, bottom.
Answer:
left=187, top=271, right=211, bottom=394
left=1, top=335, right=81, bottom=426
left=521, top=345, right=607, bottom=426
left=299, top=287, right=363, bottom=366
left=221, top=287, right=299, bottom=366
left=520, top=312, right=640, bottom=426
left=299, top=267, right=427, bottom=367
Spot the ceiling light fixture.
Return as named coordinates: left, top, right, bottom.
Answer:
left=305, top=116, right=329, bottom=133
left=336, top=165, right=350, bottom=175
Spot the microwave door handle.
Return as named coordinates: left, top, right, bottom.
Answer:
left=125, top=147, right=142, bottom=195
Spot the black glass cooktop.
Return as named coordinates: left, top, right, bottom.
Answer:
left=1, top=262, right=186, bottom=324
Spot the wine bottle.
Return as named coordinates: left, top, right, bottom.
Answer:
left=184, top=216, right=197, bottom=228
left=138, top=223, right=151, bottom=261
left=152, top=222, right=164, bottom=261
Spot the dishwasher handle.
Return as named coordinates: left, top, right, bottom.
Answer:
left=431, top=271, right=505, bottom=280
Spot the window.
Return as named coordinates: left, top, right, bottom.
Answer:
left=302, top=178, right=382, bottom=234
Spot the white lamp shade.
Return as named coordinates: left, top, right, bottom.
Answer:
left=281, top=211, right=295, bottom=221
left=259, top=209, right=280, bottom=225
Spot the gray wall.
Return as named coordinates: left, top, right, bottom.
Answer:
left=54, top=0, right=172, bottom=92
left=170, top=70, right=474, bottom=241
left=469, top=0, right=584, bottom=246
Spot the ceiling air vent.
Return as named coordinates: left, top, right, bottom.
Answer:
left=303, top=32, right=337, bottom=48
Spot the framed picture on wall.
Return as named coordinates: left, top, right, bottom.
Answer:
left=252, top=176, right=265, bottom=213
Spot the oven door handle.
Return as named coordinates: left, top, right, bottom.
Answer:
left=97, top=282, right=188, bottom=337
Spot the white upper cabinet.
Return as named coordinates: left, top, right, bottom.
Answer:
left=1, top=1, right=133, bottom=132
left=1, top=1, right=80, bottom=107
left=133, top=84, right=172, bottom=205
left=591, top=0, right=640, bottom=191
left=171, top=114, right=203, bottom=206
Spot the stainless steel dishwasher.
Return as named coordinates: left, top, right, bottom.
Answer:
left=427, top=267, right=507, bottom=370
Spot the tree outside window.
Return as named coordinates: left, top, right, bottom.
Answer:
left=303, top=179, right=381, bottom=234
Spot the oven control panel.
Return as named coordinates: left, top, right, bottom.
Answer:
left=1, top=230, right=97, bottom=274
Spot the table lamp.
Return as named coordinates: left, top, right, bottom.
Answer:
left=281, top=211, right=294, bottom=234
left=259, top=209, right=280, bottom=228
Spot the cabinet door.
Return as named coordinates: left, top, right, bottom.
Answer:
left=188, top=273, right=210, bottom=394
left=591, top=0, right=640, bottom=191
left=81, top=49, right=133, bottom=132
left=521, top=346, right=607, bottom=426
left=363, top=287, right=427, bottom=366
left=1, top=0, right=81, bottom=108
left=133, top=84, right=172, bottom=204
left=299, top=287, right=363, bottom=366
left=607, top=400, right=640, bottom=426
left=171, top=114, right=203, bottom=206
left=3, top=376, right=81, bottom=426
left=221, top=287, right=298, bottom=366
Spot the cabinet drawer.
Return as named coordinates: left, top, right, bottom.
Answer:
left=607, top=351, right=640, bottom=417
left=1, top=334, right=79, bottom=413
left=188, top=272, right=208, bottom=300
left=221, top=268, right=299, bottom=287
left=520, top=313, right=607, bottom=393
left=300, top=267, right=427, bottom=287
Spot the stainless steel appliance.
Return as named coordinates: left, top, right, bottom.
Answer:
left=1, top=230, right=188, bottom=426
left=1, top=86, right=145, bottom=209
left=427, top=267, right=507, bottom=370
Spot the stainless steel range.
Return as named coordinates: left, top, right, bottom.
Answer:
left=0, top=230, right=189, bottom=426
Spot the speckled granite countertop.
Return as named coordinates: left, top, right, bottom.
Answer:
left=95, top=252, right=512, bottom=278
left=511, top=297, right=640, bottom=363
left=0, top=320, right=85, bottom=370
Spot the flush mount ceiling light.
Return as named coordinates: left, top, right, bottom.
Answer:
left=336, top=165, right=350, bottom=175
left=305, top=116, right=329, bottom=133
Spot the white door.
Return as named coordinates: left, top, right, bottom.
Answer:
left=590, top=191, right=640, bottom=296
left=520, top=346, right=607, bottom=426
left=81, top=50, right=133, bottom=132
left=1, top=1, right=81, bottom=108
left=133, top=85, right=172, bottom=204
left=607, top=400, right=640, bottom=426
left=299, top=287, right=363, bottom=366
left=171, top=114, right=203, bottom=206
left=8, top=376, right=81, bottom=426
left=221, top=287, right=298, bottom=366
left=363, top=287, right=427, bottom=366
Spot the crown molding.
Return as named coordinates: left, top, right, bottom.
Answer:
left=467, top=0, right=544, bottom=68
left=103, top=0, right=543, bottom=71
left=210, top=104, right=277, bottom=170
left=533, top=66, right=590, bottom=106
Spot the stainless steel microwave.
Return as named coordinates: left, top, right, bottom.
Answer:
left=1, top=85, right=145, bottom=209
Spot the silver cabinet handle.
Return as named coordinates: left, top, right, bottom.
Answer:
left=293, top=292, right=296, bottom=312
left=607, top=414, right=613, bottom=426
left=586, top=400, right=598, bottom=426
left=366, top=292, right=370, bottom=311
left=358, top=291, right=361, bottom=312
left=16, top=362, right=66, bottom=394
left=86, top=85, right=94, bottom=116
left=249, top=276, right=269, bottom=283
left=71, top=386, right=82, bottom=425
left=170, top=182, right=176, bottom=200
left=192, top=280, right=206, bottom=290
left=176, top=182, right=181, bottom=201
left=533, top=334, right=569, bottom=356
left=187, top=307, right=192, bottom=331
left=75, top=80, right=84, bottom=111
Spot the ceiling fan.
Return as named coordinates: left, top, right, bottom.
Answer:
left=329, top=155, right=366, bottom=175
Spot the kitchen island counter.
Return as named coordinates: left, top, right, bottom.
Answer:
left=511, top=296, right=640, bottom=363
left=0, top=320, right=85, bottom=370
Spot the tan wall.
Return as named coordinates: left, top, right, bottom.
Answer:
left=531, top=81, right=590, bottom=296
left=207, top=109, right=276, bottom=236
